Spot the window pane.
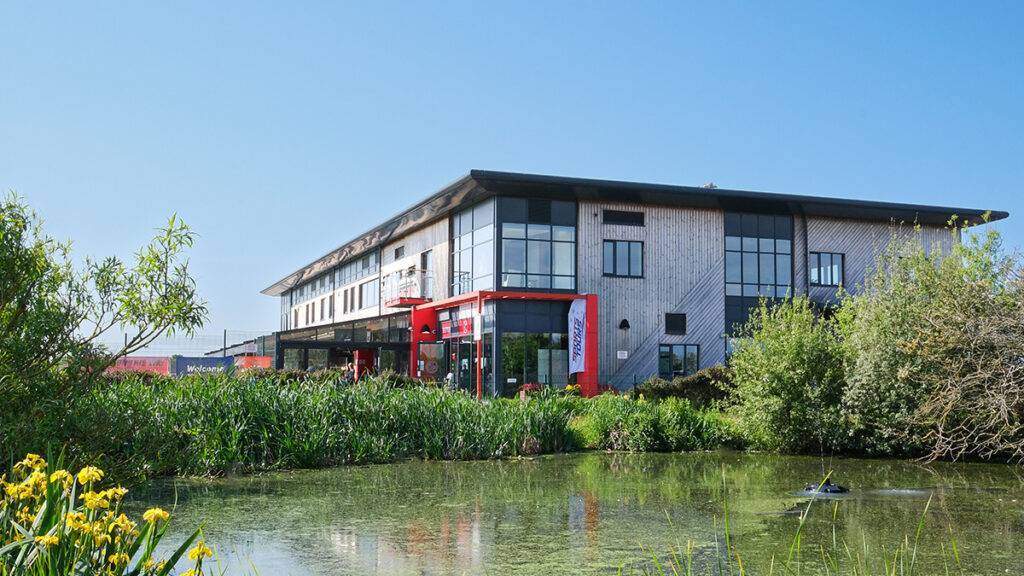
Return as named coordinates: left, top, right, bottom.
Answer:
left=671, top=346, right=684, bottom=374
left=473, top=200, right=493, bottom=229
left=776, top=254, right=792, bottom=285
left=552, top=225, right=574, bottom=241
left=460, top=211, right=473, bottom=236
left=526, top=274, right=551, bottom=288
left=809, top=253, right=819, bottom=284
left=726, top=283, right=742, bottom=296
left=474, top=240, right=493, bottom=278
left=616, top=242, right=628, bottom=275
left=742, top=253, right=758, bottom=283
left=503, top=222, right=526, bottom=239
left=527, top=240, right=551, bottom=274
left=759, top=253, right=775, bottom=284
left=473, top=274, right=493, bottom=291
left=552, top=242, right=574, bottom=275
left=629, top=242, right=643, bottom=276
left=743, top=284, right=757, bottom=296
left=742, top=237, right=758, bottom=251
left=777, top=239, right=791, bottom=254
left=831, top=255, right=842, bottom=285
left=685, top=346, right=699, bottom=375
left=527, top=224, right=550, bottom=240
left=658, top=347, right=672, bottom=378
left=473, top=223, right=493, bottom=244
left=502, top=273, right=525, bottom=287
left=759, top=238, right=774, bottom=253
left=821, top=253, right=832, bottom=285
left=552, top=276, right=574, bottom=289
left=603, top=241, right=615, bottom=275
left=502, top=239, right=526, bottom=273
left=726, top=252, right=742, bottom=283
left=725, top=236, right=741, bottom=251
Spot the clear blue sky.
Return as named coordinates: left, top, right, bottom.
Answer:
left=2, top=2, right=1020, bottom=332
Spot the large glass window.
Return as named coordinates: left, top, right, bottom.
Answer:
left=359, top=278, right=379, bottom=309
left=724, top=213, right=792, bottom=298
left=500, top=331, right=571, bottom=391
left=810, top=252, right=844, bottom=286
left=658, top=344, right=699, bottom=378
left=452, top=199, right=495, bottom=295
left=603, top=240, right=643, bottom=277
left=499, top=197, right=576, bottom=290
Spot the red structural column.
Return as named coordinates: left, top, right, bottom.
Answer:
left=353, top=348, right=375, bottom=381
left=408, top=305, right=438, bottom=378
left=578, top=293, right=600, bottom=397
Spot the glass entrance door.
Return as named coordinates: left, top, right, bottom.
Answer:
left=456, top=339, right=476, bottom=394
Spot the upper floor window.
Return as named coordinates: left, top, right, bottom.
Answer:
left=658, top=344, right=699, bottom=379
left=724, top=213, right=792, bottom=298
left=603, top=240, right=643, bottom=277
left=359, top=278, right=380, bottom=309
left=452, top=199, right=495, bottom=295
left=603, top=210, right=644, bottom=226
left=499, top=197, right=576, bottom=290
left=394, top=246, right=405, bottom=260
left=810, top=252, right=844, bottom=287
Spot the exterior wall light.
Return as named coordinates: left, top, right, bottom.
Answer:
left=420, top=324, right=433, bottom=334
left=619, top=319, right=630, bottom=330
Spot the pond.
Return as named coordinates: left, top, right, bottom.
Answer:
left=129, top=452, right=1024, bottom=575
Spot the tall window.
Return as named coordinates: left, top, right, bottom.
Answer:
left=658, top=344, right=699, bottom=378
left=725, top=212, right=793, bottom=334
left=293, top=309, right=298, bottom=329
left=499, top=197, right=576, bottom=290
left=810, top=252, right=844, bottom=286
left=725, top=213, right=792, bottom=298
left=603, top=240, right=643, bottom=277
left=359, top=278, right=379, bottom=309
left=452, top=199, right=495, bottom=295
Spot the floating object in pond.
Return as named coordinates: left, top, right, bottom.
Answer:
left=804, top=479, right=848, bottom=494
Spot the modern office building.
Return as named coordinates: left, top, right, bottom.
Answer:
left=261, top=171, right=1007, bottom=397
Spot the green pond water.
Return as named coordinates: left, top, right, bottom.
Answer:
left=129, top=452, right=1024, bottom=575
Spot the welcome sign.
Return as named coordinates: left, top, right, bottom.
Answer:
left=568, top=299, right=586, bottom=374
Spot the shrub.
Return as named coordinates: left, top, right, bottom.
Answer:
left=729, top=297, right=846, bottom=453
left=634, top=365, right=732, bottom=405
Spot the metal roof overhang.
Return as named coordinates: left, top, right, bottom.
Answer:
left=262, top=170, right=1009, bottom=297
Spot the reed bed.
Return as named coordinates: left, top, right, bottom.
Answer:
left=3, top=372, right=726, bottom=482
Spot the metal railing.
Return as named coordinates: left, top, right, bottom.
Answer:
left=381, top=268, right=434, bottom=303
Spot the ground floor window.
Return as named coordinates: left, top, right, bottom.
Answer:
left=499, top=331, right=571, bottom=392
left=658, top=344, right=699, bottom=379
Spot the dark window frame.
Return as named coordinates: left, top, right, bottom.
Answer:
left=657, top=344, right=700, bottom=379
left=602, top=239, right=644, bottom=278
left=603, top=209, right=645, bottom=227
left=665, top=313, right=687, bottom=335
left=809, top=251, right=845, bottom=287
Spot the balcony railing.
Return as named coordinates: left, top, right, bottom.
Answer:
left=382, top=268, right=434, bottom=307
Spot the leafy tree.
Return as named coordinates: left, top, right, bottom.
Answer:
left=728, top=297, right=846, bottom=453
left=0, top=194, right=207, bottom=407
left=840, top=218, right=1024, bottom=461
